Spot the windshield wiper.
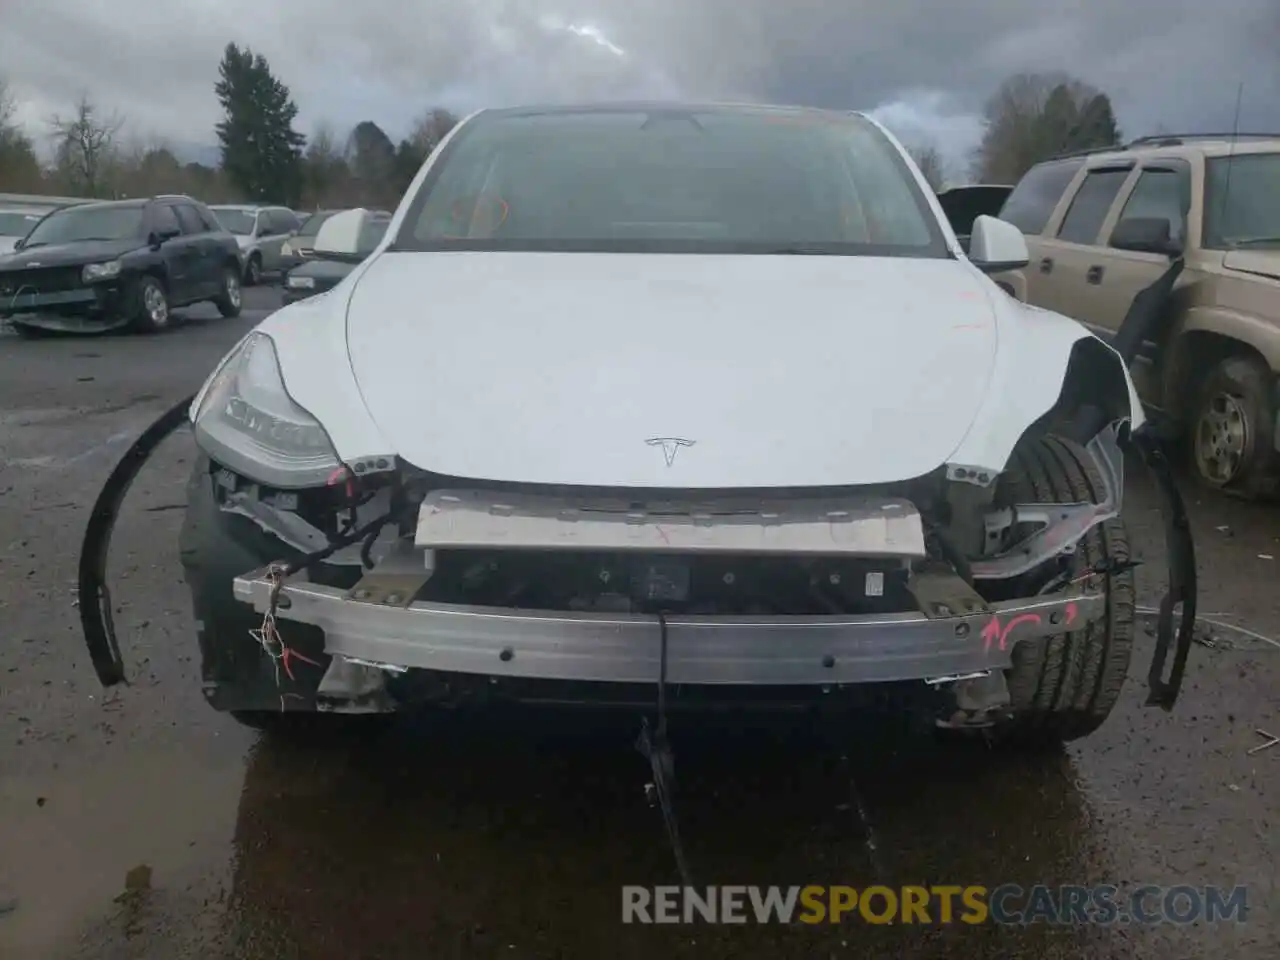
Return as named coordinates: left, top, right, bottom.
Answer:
left=1230, top=236, right=1280, bottom=249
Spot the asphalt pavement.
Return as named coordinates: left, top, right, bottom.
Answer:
left=0, top=288, right=1277, bottom=959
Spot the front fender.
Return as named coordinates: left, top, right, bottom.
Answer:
left=946, top=296, right=1144, bottom=475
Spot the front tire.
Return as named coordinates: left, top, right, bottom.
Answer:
left=995, top=434, right=1136, bottom=745
left=1188, top=354, right=1278, bottom=500
left=130, top=275, right=171, bottom=333
left=214, top=264, right=242, bottom=318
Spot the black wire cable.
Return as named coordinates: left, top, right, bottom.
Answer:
left=637, top=610, right=693, bottom=887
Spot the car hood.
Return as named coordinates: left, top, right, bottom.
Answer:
left=1223, top=249, right=1280, bottom=282
left=235, top=235, right=254, bottom=250
left=344, top=251, right=1004, bottom=488
left=0, top=238, right=140, bottom=269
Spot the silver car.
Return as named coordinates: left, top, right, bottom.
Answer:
left=209, top=204, right=301, bottom=285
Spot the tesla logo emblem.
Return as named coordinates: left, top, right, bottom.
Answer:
left=646, top=437, right=695, bottom=467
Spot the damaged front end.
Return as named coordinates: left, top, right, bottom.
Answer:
left=79, top=250, right=1198, bottom=724
left=79, top=406, right=1194, bottom=729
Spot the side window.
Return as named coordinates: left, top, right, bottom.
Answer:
left=998, top=160, right=1084, bottom=235
left=1109, top=166, right=1190, bottom=247
left=268, top=209, right=295, bottom=234
left=173, top=204, right=204, bottom=235
left=1056, top=169, right=1131, bottom=245
left=193, top=204, right=221, bottom=233
left=150, top=204, right=181, bottom=236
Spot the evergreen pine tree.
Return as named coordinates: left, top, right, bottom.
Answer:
left=214, top=43, right=306, bottom=204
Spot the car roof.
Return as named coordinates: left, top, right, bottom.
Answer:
left=476, top=100, right=868, bottom=123
left=50, top=199, right=147, bottom=211
left=1044, top=135, right=1280, bottom=168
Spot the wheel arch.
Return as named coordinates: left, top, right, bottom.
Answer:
left=1163, top=325, right=1273, bottom=423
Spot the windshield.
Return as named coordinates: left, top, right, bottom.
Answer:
left=212, top=208, right=257, bottom=235
left=393, top=107, right=947, bottom=256
left=21, top=205, right=145, bottom=247
left=0, top=212, right=43, bottom=237
left=1203, top=153, right=1280, bottom=249
left=298, top=211, right=336, bottom=238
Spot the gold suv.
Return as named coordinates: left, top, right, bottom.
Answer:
left=992, top=134, right=1280, bottom=499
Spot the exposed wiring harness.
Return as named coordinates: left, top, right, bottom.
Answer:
left=636, top=611, right=694, bottom=887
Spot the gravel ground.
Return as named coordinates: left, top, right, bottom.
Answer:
left=0, top=289, right=1277, bottom=959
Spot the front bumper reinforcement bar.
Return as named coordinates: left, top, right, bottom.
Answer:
left=231, top=568, right=1105, bottom=686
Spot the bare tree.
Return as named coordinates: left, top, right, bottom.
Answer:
left=0, top=78, right=14, bottom=131
left=905, top=141, right=946, bottom=191
left=302, top=123, right=352, bottom=206
left=47, top=94, right=125, bottom=197
left=406, top=107, right=459, bottom=157
left=0, top=77, right=44, bottom=191
left=972, top=72, right=1121, bottom=183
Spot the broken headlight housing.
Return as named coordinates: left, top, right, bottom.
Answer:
left=191, top=331, right=342, bottom=488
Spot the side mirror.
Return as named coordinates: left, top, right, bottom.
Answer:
left=1111, top=218, right=1182, bottom=257
left=255, top=223, right=270, bottom=238
left=313, top=208, right=370, bottom=262
left=968, top=215, right=1029, bottom=273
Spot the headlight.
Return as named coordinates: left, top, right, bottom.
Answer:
left=286, top=275, right=315, bottom=289
left=192, top=332, right=341, bottom=488
left=82, top=260, right=121, bottom=282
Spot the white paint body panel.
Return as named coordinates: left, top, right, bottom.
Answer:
left=242, top=250, right=1142, bottom=490
left=219, top=107, right=1143, bottom=491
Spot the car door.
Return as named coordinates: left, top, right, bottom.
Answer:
left=1027, top=164, right=1137, bottom=325
left=1083, top=160, right=1193, bottom=403
left=172, top=202, right=218, bottom=297
left=258, top=209, right=292, bottom=272
left=148, top=203, right=196, bottom=303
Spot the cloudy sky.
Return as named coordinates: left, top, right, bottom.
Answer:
left=2, top=0, right=1277, bottom=178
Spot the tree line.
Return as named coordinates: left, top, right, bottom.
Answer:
left=0, top=43, right=458, bottom=210
left=0, top=47, right=1122, bottom=208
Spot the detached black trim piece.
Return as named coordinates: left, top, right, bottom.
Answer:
left=78, top=394, right=197, bottom=687
left=1130, top=424, right=1197, bottom=709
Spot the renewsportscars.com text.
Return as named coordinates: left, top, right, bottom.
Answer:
left=621, top=884, right=1249, bottom=925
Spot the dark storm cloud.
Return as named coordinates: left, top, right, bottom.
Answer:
left=1, top=0, right=1274, bottom=173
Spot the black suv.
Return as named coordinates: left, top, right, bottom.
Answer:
left=0, top=195, right=244, bottom=336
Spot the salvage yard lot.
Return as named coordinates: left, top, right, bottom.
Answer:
left=0, top=284, right=1277, bottom=959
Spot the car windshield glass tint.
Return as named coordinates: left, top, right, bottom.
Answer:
left=21, top=205, right=144, bottom=246
left=212, top=209, right=256, bottom=235
left=0, top=212, right=41, bottom=236
left=1204, top=153, right=1280, bottom=249
left=298, top=212, right=334, bottom=237
left=399, top=108, right=947, bottom=256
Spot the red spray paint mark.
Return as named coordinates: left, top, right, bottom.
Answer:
left=982, top=613, right=1044, bottom=653
left=1065, top=601, right=1078, bottom=626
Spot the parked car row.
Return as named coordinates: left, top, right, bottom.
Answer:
left=0, top=195, right=387, bottom=335
left=0, top=195, right=245, bottom=335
